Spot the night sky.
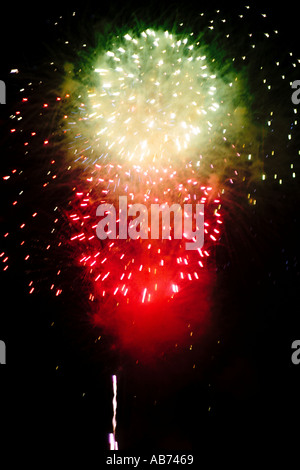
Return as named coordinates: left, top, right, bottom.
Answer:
left=1, top=1, right=300, bottom=463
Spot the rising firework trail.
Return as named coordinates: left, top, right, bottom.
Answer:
left=108, top=374, right=118, bottom=450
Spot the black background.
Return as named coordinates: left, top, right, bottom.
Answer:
left=0, top=0, right=300, bottom=462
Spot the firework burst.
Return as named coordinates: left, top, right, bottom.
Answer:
left=1, top=5, right=300, bottom=450
left=2, top=6, right=298, bottom=352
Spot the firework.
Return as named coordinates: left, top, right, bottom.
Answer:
left=54, top=22, right=265, bottom=351
left=2, top=6, right=298, bottom=345
left=62, top=26, right=261, bottom=177
left=1, top=5, right=299, bottom=450
left=3, top=7, right=298, bottom=331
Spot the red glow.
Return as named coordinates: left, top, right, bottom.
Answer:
left=66, top=161, right=222, bottom=357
